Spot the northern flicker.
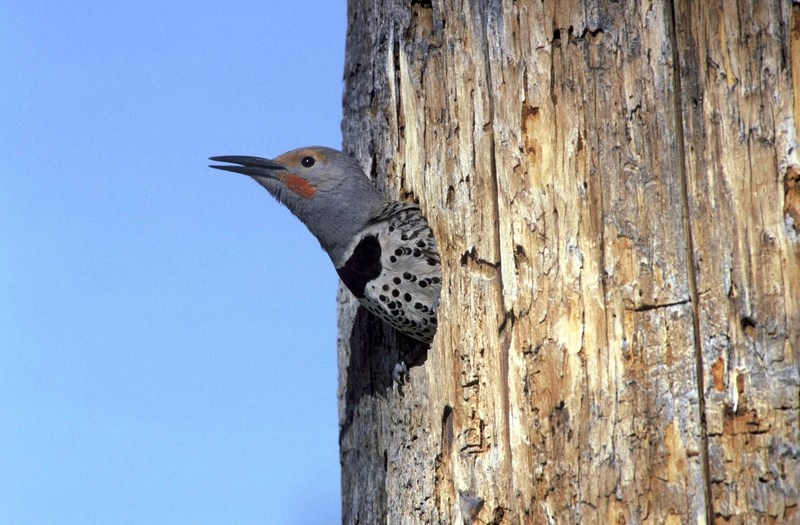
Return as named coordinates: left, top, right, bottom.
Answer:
left=209, top=147, right=441, bottom=345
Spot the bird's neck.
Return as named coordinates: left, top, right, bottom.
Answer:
left=302, top=199, right=387, bottom=267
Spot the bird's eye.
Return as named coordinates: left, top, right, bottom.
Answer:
left=301, top=156, right=315, bottom=167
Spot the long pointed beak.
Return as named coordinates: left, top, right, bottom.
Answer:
left=208, top=156, right=287, bottom=178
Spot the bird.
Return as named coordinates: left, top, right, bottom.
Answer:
left=209, top=146, right=441, bottom=345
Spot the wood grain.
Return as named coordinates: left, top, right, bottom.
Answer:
left=339, top=1, right=799, bottom=523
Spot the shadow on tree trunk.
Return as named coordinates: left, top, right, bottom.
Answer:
left=338, top=306, right=430, bottom=522
left=340, top=306, right=429, bottom=437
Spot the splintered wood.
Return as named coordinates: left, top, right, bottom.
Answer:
left=339, top=1, right=799, bottom=523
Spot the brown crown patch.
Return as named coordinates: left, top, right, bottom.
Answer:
left=275, top=147, right=331, bottom=168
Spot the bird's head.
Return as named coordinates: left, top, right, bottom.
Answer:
left=210, top=146, right=385, bottom=263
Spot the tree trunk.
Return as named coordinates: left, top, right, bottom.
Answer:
left=338, top=1, right=799, bottom=523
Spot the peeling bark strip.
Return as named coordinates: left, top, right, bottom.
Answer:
left=338, top=1, right=799, bottom=524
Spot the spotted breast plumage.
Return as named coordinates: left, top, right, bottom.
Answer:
left=337, top=201, right=440, bottom=344
left=209, top=147, right=441, bottom=345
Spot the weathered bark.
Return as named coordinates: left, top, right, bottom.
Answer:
left=338, top=1, right=799, bottom=523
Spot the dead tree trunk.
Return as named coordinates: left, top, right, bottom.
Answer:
left=338, top=1, right=799, bottom=523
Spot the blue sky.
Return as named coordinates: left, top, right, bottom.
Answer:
left=1, top=2, right=346, bottom=523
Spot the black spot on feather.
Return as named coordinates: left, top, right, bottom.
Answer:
left=336, top=234, right=382, bottom=299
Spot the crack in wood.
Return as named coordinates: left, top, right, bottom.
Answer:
left=667, top=1, right=715, bottom=522
left=629, top=298, right=691, bottom=312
